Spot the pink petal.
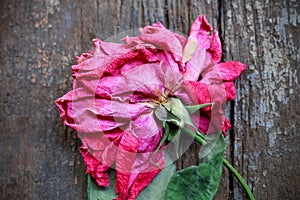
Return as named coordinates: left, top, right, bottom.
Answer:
left=173, top=88, right=194, bottom=105
left=208, top=103, right=232, bottom=136
left=123, top=22, right=186, bottom=61
left=104, top=62, right=182, bottom=104
left=189, top=14, right=212, bottom=36
left=202, top=61, right=246, bottom=83
left=112, top=112, right=164, bottom=199
left=80, top=145, right=110, bottom=187
left=183, top=15, right=223, bottom=82
left=75, top=50, right=93, bottom=63
left=55, top=91, right=76, bottom=129
left=182, top=80, right=232, bottom=135
left=191, top=114, right=212, bottom=134
left=56, top=40, right=135, bottom=134
left=112, top=63, right=165, bottom=97
left=115, top=129, right=164, bottom=199
left=72, top=38, right=135, bottom=76
left=91, top=132, right=121, bottom=169
left=154, top=51, right=184, bottom=90
left=182, top=80, right=212, bottom=106
left=132, top=111, right=163, bottom=140
left=223, top=117, right=232, bottom=135
left=216, top=61, right=246, bottom=81
left=115, top=131, right=140, bottom=199
left=138, top=24, right=184, bottom=61
left=103, top=48, right=160, bottom=76
left=209, top=103, right=226, bottom=134
left=120, top=149, right=164, bottom=199
left=104, top=51, right=140, bottom=75
left=93, top=38, right=133, bottom=56
left=209, top=31, right=222, bottom=64
left=56, top=85, right=137, bottom=136
left=224, top=82, right=236, bottom=101
left=128, top=167, right=161, bottom=199
left=94, top=98, right=151, bottom=120
left=191, top=103, right=229, bottom=135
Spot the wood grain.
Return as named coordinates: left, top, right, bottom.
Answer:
left=0, top=0, right=299, bottom=199
left=222, top=0, right=300, bottom=199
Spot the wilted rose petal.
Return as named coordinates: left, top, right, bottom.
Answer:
left=201, top=61, right=247, bottom=83
left=183, top=14, right=222, bottom=81
left=80, top=145, right=110, bottom=187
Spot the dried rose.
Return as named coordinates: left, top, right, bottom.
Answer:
left=56, top=14, right=245, bottom=200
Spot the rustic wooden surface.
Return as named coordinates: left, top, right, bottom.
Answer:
left=0, top=0, right=299, bottom=199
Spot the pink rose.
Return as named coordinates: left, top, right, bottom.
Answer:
left=56, top=14, right=245, bottom=199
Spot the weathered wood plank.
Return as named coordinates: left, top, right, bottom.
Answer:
left=0, top=0, right=88, bottom=199
left=222, top=0, right=300, bottom=199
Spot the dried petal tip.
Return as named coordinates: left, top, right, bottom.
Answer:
left=189, top=14, right=213, bottom=36
left=92, top=38, right=101, bottom=54
left=75, top=51, right=94, bottom=64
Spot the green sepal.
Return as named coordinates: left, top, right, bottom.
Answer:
left=150, top=121, right=181, bottom=166
left=165, top=133, right=226, bottom=200
left=184, top=103, right=213, bottom=114
left=162, top=98, right=199, bottom=130
left=165, top=122, right=180, bottom=141
left=155, top=97, right=210, bottom=140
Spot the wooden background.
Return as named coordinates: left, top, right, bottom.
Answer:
left=1, top=0, right=299, bottom=199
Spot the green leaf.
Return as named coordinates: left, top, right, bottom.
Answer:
left=165, top=134, right=226, bottom=200
left=88, top=152, right=176, bottom=200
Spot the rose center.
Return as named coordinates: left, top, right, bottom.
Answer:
left=155, top=89, right=170, bottom=105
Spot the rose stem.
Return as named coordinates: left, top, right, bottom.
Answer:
left=182, top=126, right=255, bottom=200
left=222, top=159, right=255, bottom=200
